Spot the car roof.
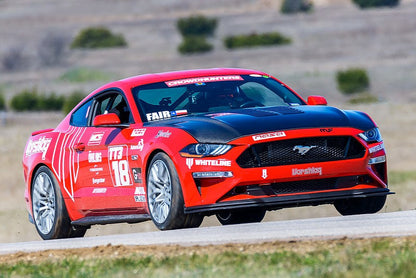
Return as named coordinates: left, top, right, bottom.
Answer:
left=117, top=68, right=268, bottom=88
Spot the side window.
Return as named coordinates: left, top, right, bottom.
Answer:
left=93, top=93, right=132, bottom=124
left=70, top=99, right=93, bottom=127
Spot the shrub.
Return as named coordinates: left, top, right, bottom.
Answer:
left=38, top=32, right=68, bottom=66
left=177, top=15, right=218, bottom=37
left=224, top=32, right=291, bottom=49
left=37, top=93, right=65, bottom=111
left=0, top=92, right=5, bottom=110
left=336, top=68, right=370, bottom=95
left=60, top=67, right=113, bottom=83
left=10, top=88, right=40, bottom=111
left=1, top=46, right=28, bottom=71
left=281, top=0, right=313, bottom=14
left=70, top=26, right=127, bottom=49
left=63, top=91, right=86, bottom=114
left=10, top=88, right=65, bottom=111
left=178, top=36, right=213, bottom=54
left=352, top=0, right=400, bottom=9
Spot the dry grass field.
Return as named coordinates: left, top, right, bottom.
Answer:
left=0, top=0, right=415, bottom=242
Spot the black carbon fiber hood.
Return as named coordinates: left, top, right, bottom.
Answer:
left=146, top=106, right=376, bottom=143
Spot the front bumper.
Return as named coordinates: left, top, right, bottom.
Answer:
left=184, top=187, right=393, bottom=214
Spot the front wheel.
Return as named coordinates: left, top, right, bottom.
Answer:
left=147, top=153, right=203, bottom=230
left=216, top=209, right=266, bottom=225
left=334, top=195, right=386, bottom=216
left=31, top=166, right=87, bottom=240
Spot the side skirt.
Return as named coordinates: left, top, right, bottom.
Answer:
left=72, top=214, right=151, bottom=226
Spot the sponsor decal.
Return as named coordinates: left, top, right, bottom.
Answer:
left=134, top=195, right=146, bottom=202
left=186, top=158, right=231, bottom=169
left=186, top=158, right=194, bottom=169
left=25, top=136, right=52, bottom=160
left=293, top=145, right=317, bottom=156
left=134, top=186, right=145, bottom=195
left=131, top=139, right=144, bottom=151
left=131, top=155, right=138, bottom=161
left=170, top=110, right=188, bottom=117
left=92, top=188, right=107, bottom=194
left=292, top=167, right=322, bottom=176
left=92, top=178, right=105, bottom=184
left=88, top=151, right=102, bottom=163
left=146, top=111, right=171, bottom=121
left=155, top=130, right=172, bottom=138
left=165, top=75, right=243, bottom=87
left=252, top=131, right=286, bottom=141
left=369, top=143, right=384, bottom=154
left=89, top=165, right=103, bottom=174
left=88, top=132, right=105, bottom=146
left=320, top=128, right=333, bottom=133
left=132, top=168, right=142, bottom=183
left=262, top=169, right=268, bottom=179
left=131, top=128, right=146, bottom=137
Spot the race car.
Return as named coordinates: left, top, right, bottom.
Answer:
left=23, top=68, right=391, bottom=239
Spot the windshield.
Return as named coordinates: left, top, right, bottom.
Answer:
left=132, top=74, right=305, bottom=122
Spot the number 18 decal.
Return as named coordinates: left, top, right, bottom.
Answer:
left=108, top=145, right=132, bottom=187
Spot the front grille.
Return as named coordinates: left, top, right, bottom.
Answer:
left=237, top=136, right=365, bottom=168
left=229, top=175, right=373, bottom=197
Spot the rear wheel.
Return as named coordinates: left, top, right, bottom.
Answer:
left=216, top=209, right=266, bottom=225
left=334, top=195, right=386, bottom=216
left=31, top=166, right=87, bottom=240
left=147, top=153, right=203, bottom=230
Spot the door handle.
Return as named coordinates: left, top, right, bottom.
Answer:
left=73, top=143, right=85, bottom=152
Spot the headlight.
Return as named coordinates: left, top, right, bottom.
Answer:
left=358, top=128, right=382, bottom=143
left=180, top=144, right=232, bottom=157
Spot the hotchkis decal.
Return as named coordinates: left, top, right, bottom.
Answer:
left=92, top=178, right=105, bottom=185
left=25, top=136, right=52, bottom=160
left=131, top=128, right=146, bottom=137
left=186, top=158, right=231, bottom=169
left=369, top=143, right=384, bottom=154
left=292, top=167, right=322, bottom=176
left=88, top=132, right=105, bottom=146
left=108, top=145, right=133, bottom=187
left=132, top=168, right=142, bottom=183
left=88, top=151, right=102, bottom=163
left=155, top=130, right=172, bottom=138
left=165, top=75, right=243, bottom=87
left=252, top=131, right=286, bottom=141
left=131, top=139, right=144, bottom=151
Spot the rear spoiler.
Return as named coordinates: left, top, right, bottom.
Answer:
left=31, top=128, right=54, bottom=136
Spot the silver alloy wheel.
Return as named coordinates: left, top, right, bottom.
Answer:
left=32, top=172, right=56, bottom=235
left=147, top=160, right=172, bottom=224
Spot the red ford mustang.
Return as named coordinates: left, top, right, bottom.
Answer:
left=23, top=68, right=391, bottom=239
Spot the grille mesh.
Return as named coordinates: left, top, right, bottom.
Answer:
left=237, top=136, right=365, bottom=168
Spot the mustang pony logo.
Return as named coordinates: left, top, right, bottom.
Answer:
left=293, top=145, right=317, bottom=155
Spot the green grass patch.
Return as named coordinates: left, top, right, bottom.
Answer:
left=1, top=237, right=416, bottom=277
left=60, top=67, right=113, bottom=83
left=348, top=93, right=379, bottom=104
left=224, top=32, right=291, bottom=49
left=71, top=26, right=127, bottom=49
left=389, top=171, right=416, bottom=185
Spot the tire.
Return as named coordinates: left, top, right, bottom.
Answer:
left=31, top=166, right=87, bottom=240
left=334, top=195, right=386, bottom=216
left=216, top=209, right=266, bottom=225
left=146, top=153, right=203, bottom=230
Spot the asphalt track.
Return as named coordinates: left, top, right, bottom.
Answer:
left=1, top=210, right=416, bottom=255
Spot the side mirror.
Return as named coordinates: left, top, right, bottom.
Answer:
left=307, top=95, right=328, bottom=106
left=93, top=113, right=121, bottom=126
